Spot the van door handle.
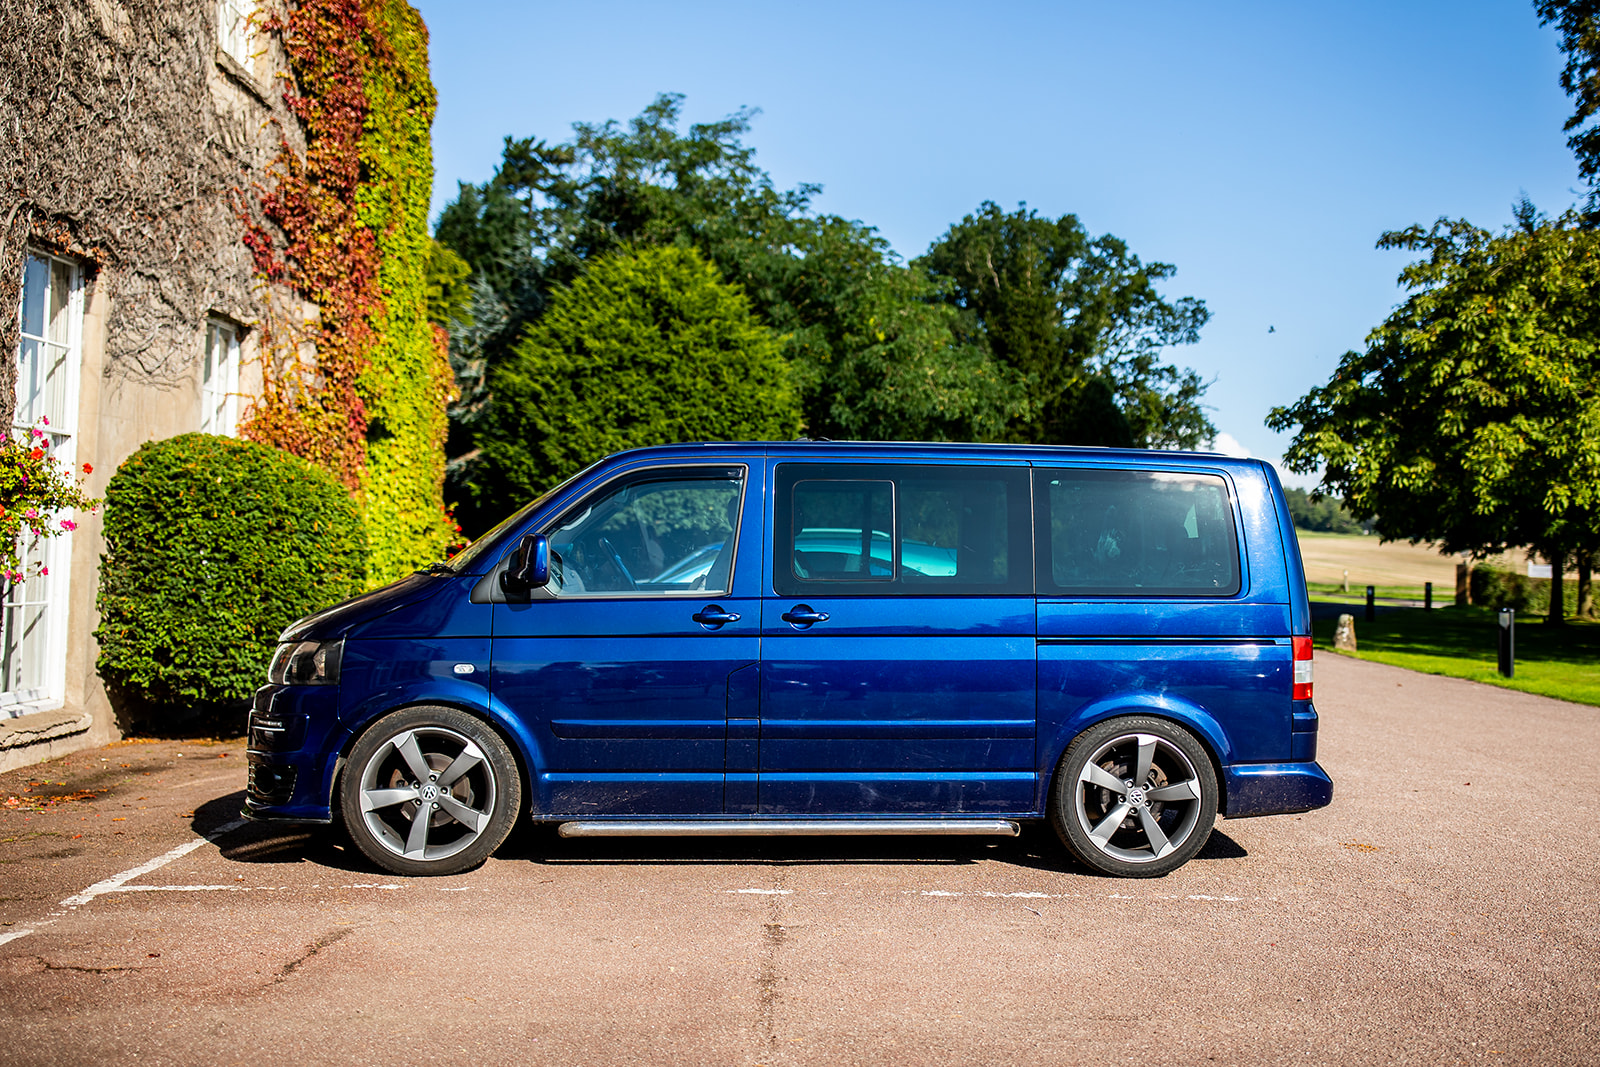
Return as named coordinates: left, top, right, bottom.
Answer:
left=692, top=605, right=741, bottom=628
left=781, top=605, right=830, bottom=628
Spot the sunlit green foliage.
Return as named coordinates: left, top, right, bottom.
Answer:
left=95, top=435, right=367, bottom=719
left=436, top=95, right=1210, bottom=532
left=919, top=202, right=1214, bottom=449
left=1268, top=208, right=1600, bottom=622
left=1283, top=487, right=1364, bottom=534
left=478, top=246, right=800, bottom=500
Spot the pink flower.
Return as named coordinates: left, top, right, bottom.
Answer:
left=60, top=519, right=76, bottom=532
left=38, top=566, right=47, bottom=577
left=30, top=428, right=41, bottom=439
left=39, top=417, right=48, bottom=426
left=24, top=509, right=37, bottom=520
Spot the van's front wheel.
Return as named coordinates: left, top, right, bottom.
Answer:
left=1050, top=717, right=1218, bottom=878
left=340, top=706, right=521, bottom=877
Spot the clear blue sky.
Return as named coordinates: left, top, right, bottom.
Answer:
left=412, top=0, right=1580, bottom=482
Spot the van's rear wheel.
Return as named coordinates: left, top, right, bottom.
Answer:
left=340, top=706, right=521, bottom=877
left=1050, top=717, right=1217, bottom=878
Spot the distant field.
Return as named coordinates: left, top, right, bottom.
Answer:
left=1295, top=530, right=1459, bottom=594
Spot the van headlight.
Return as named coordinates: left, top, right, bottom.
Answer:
left=268, top=639, right=344, bottom=686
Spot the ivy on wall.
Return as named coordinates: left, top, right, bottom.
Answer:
left=355, top=0, right=456, bottom=584
left=243, top=0, right=453, bottom=585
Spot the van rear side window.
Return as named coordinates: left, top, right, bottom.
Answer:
left=1036, top=469, right=1240, bottom=596
left=776, top=464, right=1032, bottom=596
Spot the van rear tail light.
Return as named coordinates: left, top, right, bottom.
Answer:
left=1292, top=636, right=1313, bottom=701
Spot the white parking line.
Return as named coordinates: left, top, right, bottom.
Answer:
left=107, top=885, right=265, bottom=893
left=0, top=818, right=246, bottom=949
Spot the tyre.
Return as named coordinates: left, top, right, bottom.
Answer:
left=340, top=706, right=522, bottom=877
left=1049, top=716, right=1218, bottom=878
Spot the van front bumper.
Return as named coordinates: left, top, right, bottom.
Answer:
left=242, top=684, right=342, bottom=823
left=1223, top=760, right=1333, bottom=818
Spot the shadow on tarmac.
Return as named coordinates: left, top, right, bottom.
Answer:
left=190, top=786, right=1248, bottom=880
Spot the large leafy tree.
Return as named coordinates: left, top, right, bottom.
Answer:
left=439, top=97, right=1217, bottom=534
left=1538, top=0, right=1600, bottom=210
left=919, top=202, right=1215, bottom=449
left=478, top=245, right=800, bottom=503
left=436, top=95, right=1021, bottom=531
left=1266, top=209, right=1600, bottom=623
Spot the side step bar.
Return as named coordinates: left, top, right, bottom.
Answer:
left=557, top=818, right=1021, bottom=838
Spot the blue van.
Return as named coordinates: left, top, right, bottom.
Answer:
left=246, top=442, right=1331, bottom=878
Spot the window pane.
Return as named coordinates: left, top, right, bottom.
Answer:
left=775, top=464, right=1031, bottom=596
left=47, top=261, right=72, bottom=346
left=201, top=320, right=238, bottom=435
left=218, top=0, right=251, bottom=63
left=19, top=256, right=47, bottom=338
left=1039, top=470, right=1240, bottom=596
left=0, top=543, right=53, bottom=702
left=16, top=257, right=75, bottom=430
left=790, top=480, right=893, bottom=581
left=16, top=338, right=70, bottom=428
left=899, top=477, right=1012, bottom=584
left=547, top=476, right=742, bottom=595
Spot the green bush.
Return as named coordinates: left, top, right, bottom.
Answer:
left=1469, top=563, right=1579, bottom=616
left=477, top=245, right=802, bottom=506
left=95, top=434, right=367, bottom=718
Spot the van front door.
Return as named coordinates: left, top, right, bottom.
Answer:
left=757, top=462, right=1037, bottom=815
left=491, top=465, right=760, bottom=816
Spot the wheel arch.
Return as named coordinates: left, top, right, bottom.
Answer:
left=331, top=694, right=544, bottom=818
left=1039, top=694, right=1232, bottom=817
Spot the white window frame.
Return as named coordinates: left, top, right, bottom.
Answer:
left=217, top=0, right=254, bottom=67
left=4, top=250, right=84, bottom=716
left=201, top=318, right=242, bottom=436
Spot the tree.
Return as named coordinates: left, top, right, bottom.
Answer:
left=476, top=245, right=801, bottom=504
left=1537, top=0, right=1600, bottom=210
left=770, top=217, right=1028, bottom=442
left=1282, top=488, right=1365, bottom=534
left=919, top=202, right=1215, bottom=449
left=436, top=95, right=1024, bottom=531
left=1266, top=209, right=1600, bottom=624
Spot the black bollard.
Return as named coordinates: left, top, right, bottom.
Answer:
left=1365, top=585, right=1376, bottom=622
left=1497, top=608, right=1515, bottom=678
left=1424, top=581, right=1432, bottom=611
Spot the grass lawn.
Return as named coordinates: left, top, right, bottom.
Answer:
left=1311, top=603, right=1600, bottom=707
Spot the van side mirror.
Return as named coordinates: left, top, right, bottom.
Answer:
left=510, top=533, right=550, bottom=588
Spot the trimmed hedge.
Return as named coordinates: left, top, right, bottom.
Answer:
left=1469, top=563, right=1579, bottom=616
left=95, top=434, right=367, bottom=716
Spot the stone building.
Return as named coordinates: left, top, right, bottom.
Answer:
left=0, top=0, right=302, bottom=769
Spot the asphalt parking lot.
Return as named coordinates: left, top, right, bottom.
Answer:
left=1, top=652, right=1596, bottom=1066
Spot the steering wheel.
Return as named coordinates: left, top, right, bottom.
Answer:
left=597, top=537, right=637, bottom=590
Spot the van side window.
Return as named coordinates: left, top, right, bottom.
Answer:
left=545, top=470, right=744, bottom=596
left=1035, top=469, right=1240, bottom=596
left=790, top=480, right=894, bottom=581
left=775, top=464, right=1031, bottom=596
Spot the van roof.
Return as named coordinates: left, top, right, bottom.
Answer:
left=603, top=440, right=1262, bottom=469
